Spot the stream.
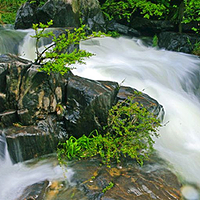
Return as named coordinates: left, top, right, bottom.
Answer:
left=1, top=27, right=200, bottom=199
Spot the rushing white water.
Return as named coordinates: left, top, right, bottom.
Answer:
left=70, top=36, right=200, bottom=186
left=18, top=35, right=200, bottom=185
left=4, top=30, right=200, bottom=191
left=0, top=134, right=74, bottom=200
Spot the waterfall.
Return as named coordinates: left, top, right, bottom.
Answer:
left=0, top=133, right=74, bottom=200
left=17, top=34, right=200, bottom=185
left=71, top=37, right=200, bottom=186
left=0, top=133, right=13, bottom=166
left=0, top=27, right=27, bottom=55
left=1, top=27, right=200, bottom=196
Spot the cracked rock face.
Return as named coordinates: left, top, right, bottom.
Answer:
left=0, top=54, right=164, bottom=135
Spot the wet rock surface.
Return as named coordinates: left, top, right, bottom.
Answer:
left=65, top=76, right=119, bottom=137
left=129, top=17, right=175, bottom=36
left=17, top=180, right=49, bottom=200
left=4, top=116, right=63, bottom=162
left=0, top=54, right=165, bottom=164
left=48, top=156, right=181, bottom=200
left=0, top=54, right=164, bottom=132
left=117, top=86, right=164, bottom=121
left=158, top=32, right=200, bottom=54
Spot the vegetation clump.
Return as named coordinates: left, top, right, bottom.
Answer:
left=192, top=42, right=200, bottom=56
left=57, top=94, right=161, bottom=167
left=32, top=20, right=104, bottom=75
left=101, top=0, right=200, bottom=34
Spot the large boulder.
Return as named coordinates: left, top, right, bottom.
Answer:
left=129, top=17, right=175, bottom=36
left=106, top=20, right=140, bottom=37
left=14, top=0, right=105, bottom=31
left=158, top=32, right=200, bottom=54
left=64, top=75, right=119, bottom=137
left=0, top=53, right=165, bottom=160
left=117, top=86, right=164, bottom=121
left=48, top=156, right=182, bottom=200
left=4, top=116, right=63, bottom=162
left=14, top=0, right=79, bottom=29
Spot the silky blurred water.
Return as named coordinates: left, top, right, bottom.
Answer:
left=72, top=37, right=200, bottom=186
left=2, top=29, right=200, bottom=197
left=0, top=135, right=74, bottom=200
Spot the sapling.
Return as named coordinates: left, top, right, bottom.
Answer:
left=31, top=20, right=104, bottom=75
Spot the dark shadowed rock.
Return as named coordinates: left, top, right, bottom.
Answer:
left=17, top=181, right=49, bottom=200
left=64, top=75, right=119, bottom=137
left=107, top=20, right=140, bottom=37
left=0, top=110, right=18, bottom=127
left=14, top=0, right=105, bottom=32
left=0, top=93, right=7, bottom=113
left=77, top=0, right=106, bottom=32
left=158, top=32, right=200, bottom=54
left=15, top=0, right=79, bottom=29
left=5, top=116, right=64, bottom=162
left=117, top=86, right=164, bottom=121
left=130, top=17, right=175, bottom=36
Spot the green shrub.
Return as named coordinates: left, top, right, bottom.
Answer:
left=152, top=35, right=158, bottom=47
left=57, top=95, right=161, bottom=166
left=31, top=20, right=104, bottom=75
left=192, top=41, right=200, bottom=56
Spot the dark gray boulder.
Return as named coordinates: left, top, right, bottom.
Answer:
left=14, top=0, right=79, bottom=29
left=130, top=17, right=175, bottom=36
left=14, top=0, right=105, bottom=32
left=5, top=117, right=62, bottom=162
left=64, top=75, right=119, bottom=137
left=117, top=86, right=164, bottom=121
left=106, top=20, right=140, bottom=37
left=158, top=32, right=200, bottom=54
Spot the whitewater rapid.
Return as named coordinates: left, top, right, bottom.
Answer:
left=72, top=36, right=200, bottom=186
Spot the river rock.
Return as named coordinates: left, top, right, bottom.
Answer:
left=17, top=64, right=67, bottom=125
left=117, top=86, right=164, bottom=121
left=51, top=156, right=182, bottom=200
left=0, top=53, right=165, bottom=160
left=106, top=20, right=140, bottom=37
left=17, top=181, right=49, bottom=200
left=64, top=76, right=119, bottom=137
left=158, top=32, right=200, bottom=54
left=129, top=17, right=175, bottom=36
left=5, top=116, right=64, bottom=162
left=14, top=0, right=105, bottom=32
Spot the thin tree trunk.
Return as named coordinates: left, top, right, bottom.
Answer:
left=178, top=0, right=184, bottom=33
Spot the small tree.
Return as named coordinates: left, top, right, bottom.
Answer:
left=31, top=20, right=104, bottom=75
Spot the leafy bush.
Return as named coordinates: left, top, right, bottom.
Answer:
left=101, top=0, right=169, bottom=22
left=31, top=20, right=104, bottom=75
left=192, top=41, right=200, bottom=56
left=101, top=0, right=200, bottom=34
left=57, top=95, right=161, bottom=166
left=152, top=34, right=158, bottom=47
